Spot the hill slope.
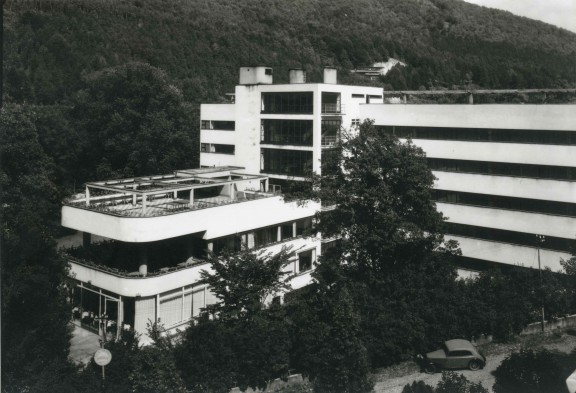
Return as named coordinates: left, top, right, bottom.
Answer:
left=4, top=0, right=576, bottom=104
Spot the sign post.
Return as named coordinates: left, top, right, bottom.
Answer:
left=94, top=348, right=112, bottom=385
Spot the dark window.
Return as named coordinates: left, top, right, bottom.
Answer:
left=321, top=92, right=341, bottom=114
left=201, top=143, right=235, bottom=154
left=445, top=222, right=574, bottom=253
left=201, top=120, right=212, bottom=129
left=281, top=223, right=294, bottom=240
left=261, top=148, right=312, bottom=177
left=265, top=68, right=273, bottom=75
left=298, top=249, right=314, bottom=272
left=449, top=351, right=472, bottom=357
left=261, top=119, right=313, bottom=146
left=262, top=92, right=313, bottom=114
left=212, top=235, right=242, bottom=254
left=427, top=158, right=576, bottom=181
left=254, top=226, right=278, bottom=248
left=379, top=125, right=576, bottom=145
left=352, top=94, right=365, bottom=98
left=432, top=190, right=576, bottom=217
left=296, top=217, right=313, bottom=236
left=212, top=121, right=235, bottom=131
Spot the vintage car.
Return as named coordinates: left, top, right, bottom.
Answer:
left=418, top=339, right=486, bottom=374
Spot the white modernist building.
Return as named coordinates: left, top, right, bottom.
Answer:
left=62, top=66, right=575, bottom=338
left=61, top=66, right=383, bottom=338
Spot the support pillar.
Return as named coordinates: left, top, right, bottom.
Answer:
left=139, top=244, right=148, bottom=276
left=468, top=93, right=474, bottom=105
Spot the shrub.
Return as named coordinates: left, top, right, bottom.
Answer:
left=493, top=349, right=570, bottom=393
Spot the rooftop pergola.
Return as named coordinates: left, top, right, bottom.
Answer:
left=76, top=167, right=272, bottom=216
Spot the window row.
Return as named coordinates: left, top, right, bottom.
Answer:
left=201, top=143, right=235, bottom=154
left=379, top=125, right=576, bottom=145
left=210, top=217, right=314, bottom=255
left=261, top=92, right=314, bottom=114
left=201, top=120, right=235, bottom=131
left=445, top=222, right=574, bottom=253
left=261, top=119, right=313, bottom=146
left=261, top=148, right=313, bottom=177
left=432, top=190, right=576, bottom=217
left=427, top=158, right=576, bottom=181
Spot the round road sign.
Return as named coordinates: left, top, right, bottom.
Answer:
left=94, top=348, right=112, bottom=366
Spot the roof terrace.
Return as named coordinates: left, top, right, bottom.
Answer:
left=64, top=167, right=278, bottom=218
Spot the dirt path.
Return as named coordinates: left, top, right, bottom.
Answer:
left=372, top=332, right=576, bottom=393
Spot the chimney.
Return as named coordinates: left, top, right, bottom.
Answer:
left=239, top=66, right=273, bottom=85
left=289, top=69, right=306, bottom=84
left=323, top=67, right=337, bottom=84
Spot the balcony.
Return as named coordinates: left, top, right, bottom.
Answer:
left=321, top=103, right=345, bottom=115
left=321, top=135, right=339, bottom=148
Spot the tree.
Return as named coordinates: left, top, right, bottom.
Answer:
left=314, top=120, right=449, bottom=276
left=0, top=105, right=74, bottom=392
left=284, top=269, right=374, bottom=393
left=71, top=62, right=198, bottom=181
left=306, top=121, right=461, bottom=366
left=435, top=372, right=488, bottom=393
left=200, top=247, right=294, bottom=320
left=493, top=349, right=576, bottom=393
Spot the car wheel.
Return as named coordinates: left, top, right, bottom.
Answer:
left=468, top=359, right=482, bottom=371
left=424, top=363, right=437, bottom=374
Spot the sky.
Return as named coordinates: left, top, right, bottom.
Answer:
left=463, top=0, right=576, bottom=33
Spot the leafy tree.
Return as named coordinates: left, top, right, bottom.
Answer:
left=314, top=120, right=448, bottom=276
left=0, top=105, right=75, bottom=392
left=307, top=121, right=461, bottom=365
left=200, top=247, right=294, bottom=320
left=435, top=372, right=488, bottom=393
left=71, top=62, right=197, bottom=181
left=402, top=381, right=435, bottom=393
left=175, top=316, right=238, bottom=393
left=285, top=259, right=373, bottom=393
left=493, top=349, right=576, bottom=393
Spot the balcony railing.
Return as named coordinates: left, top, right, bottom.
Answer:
left=321, top=103, right=345, bottom=114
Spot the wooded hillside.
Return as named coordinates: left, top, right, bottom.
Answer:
left=4, top=0, right=576, bottom=105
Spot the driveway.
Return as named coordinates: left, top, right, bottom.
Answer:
left=372, top=333, right=576, bottom=393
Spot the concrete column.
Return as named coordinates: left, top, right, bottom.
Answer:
left=292, top=222, right=297, bottom=237
left=85, top=186, right=90, bottom=206
left=139, top=244, right=148, bottom=276
left=207, top=242, right=214, bottom=252
left=190, top=189, right=194, bottom=204
left=468, top=93, right=474, bottom=105
left=142, top=195, right=147, bottom=214
left=402, top=94, right=407, bottom=104
left=277, top=226, right=282, bottom=242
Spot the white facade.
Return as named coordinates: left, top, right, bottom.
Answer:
left=359, top=104, right=576, bottom=272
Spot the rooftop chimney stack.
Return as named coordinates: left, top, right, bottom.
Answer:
left=289, top=69, right=306, bottom=84
left=323, top=67, right=337, bottom=84
left=239, top=66, right=273, bottom=85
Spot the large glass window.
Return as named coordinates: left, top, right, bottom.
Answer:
left=261, top=148, right=312, bottom=177
left=321, top=92, right=341, bottom=114
left=254, top=226, right=279, bottom=248
left=379, top=125, right=576, bottom=145
left=261, top=119, right=313, bottom=146
left=262, top=92, right=313, bottom=114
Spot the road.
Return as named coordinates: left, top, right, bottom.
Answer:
left=372, top=333, right=576, bottom=393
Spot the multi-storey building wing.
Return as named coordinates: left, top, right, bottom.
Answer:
left=360, top=104, right=576, bottom=272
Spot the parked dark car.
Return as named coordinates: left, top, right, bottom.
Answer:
left=417, top=339, right=486, bottom=374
